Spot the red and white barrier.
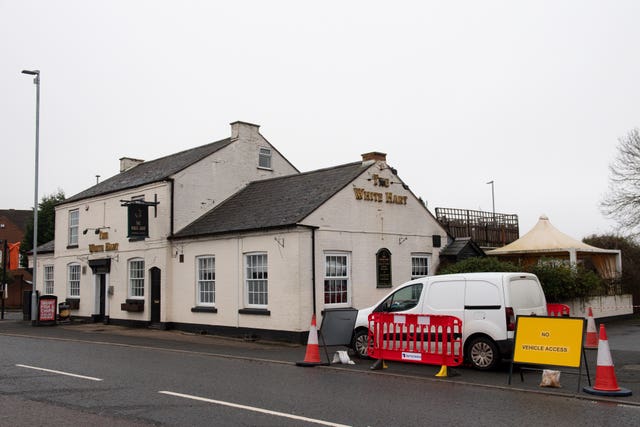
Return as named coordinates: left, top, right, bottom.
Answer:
left=547, top=303, right=570, bottom=317
left=367, top=313, right=463, bottom=371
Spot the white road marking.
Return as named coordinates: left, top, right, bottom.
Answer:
left=16, top=364, right=103, bottom=381
left=159, top=390, right=351, bottom=427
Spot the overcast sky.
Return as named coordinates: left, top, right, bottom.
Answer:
left=2, top=1, right=638, bottom=240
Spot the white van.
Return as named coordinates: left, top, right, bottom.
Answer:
left=350, top=272, right=547, bottom=370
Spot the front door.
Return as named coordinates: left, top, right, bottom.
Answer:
left=94, top=273, right=106, bottom=323
left=150, top=267, right=161, bottom=324
left=88, top=259, right=111, bottom=324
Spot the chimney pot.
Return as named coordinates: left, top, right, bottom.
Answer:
left=119, top=157, right=144, bottom=173
left=361, top=152, right=387, bottom=163
left=230, top=121, right=260, bottom=140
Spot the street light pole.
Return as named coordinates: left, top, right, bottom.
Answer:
left=22, top=69, right=40, bottom=325
left=486, top=180, right=495, bottom=217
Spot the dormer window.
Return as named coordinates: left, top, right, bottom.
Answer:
left=258, top=147, right=272, bottom=169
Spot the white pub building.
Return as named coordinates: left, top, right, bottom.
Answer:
left=35, top=121, right=448, bottom=342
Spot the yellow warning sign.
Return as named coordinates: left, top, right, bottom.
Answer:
left=513, top=316, right=585, bottom=368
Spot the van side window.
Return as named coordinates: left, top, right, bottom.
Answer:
left=428, top=280, right=465, bottom=310
left=508, top=278, right=545, bottom=308
left=376, top=283, right=423, bottom=312
left=465, top=280, right=501, bottom=308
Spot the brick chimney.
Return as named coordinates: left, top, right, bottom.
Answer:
left=120, top=157, right=144, bottom=173
left=361, top=152, right=387, bottom=163
left=230, top=121, right=261, bottom=140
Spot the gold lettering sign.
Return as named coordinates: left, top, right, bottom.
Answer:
left=89, top=243, right=119, bottom=253
left=354, top=187, right=407, bottom=205
left=372, top=174, right=390, bottom=188
left=105, top=243, right=119, bottom=251
left=89, top=244, right=104, bottom=253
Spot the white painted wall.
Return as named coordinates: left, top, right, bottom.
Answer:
left=303, top=160, right=448, bottom=311
left=42, top=137, right=450, bottom=337
left=172, top=123, right=298, bottom=231
left=562, top=294, right=634, bottom=319
left=52, top=182, right=171, bottom=320
left=170, top=160, right=449, bottom=333
left=169, top=228, right=312, bottom=332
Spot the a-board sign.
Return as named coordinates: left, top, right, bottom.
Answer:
left=513, top=316, right=585, bottom=368
left=38, top=295, right=58, bottom=326
left=320, top=308, right=358, bottom=346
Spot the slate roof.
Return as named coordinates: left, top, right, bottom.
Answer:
left=64, top=138, right=233, bottom=204
left=173, top=161, right=372, bottom=239
left=0, top=209, right=32, bottom=230
left=440, top=237, right=485, bottom=258
left=34, top=240, right=55, bottom=254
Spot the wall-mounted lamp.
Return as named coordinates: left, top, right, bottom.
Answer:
left=83, top=226, right=110, bottom=235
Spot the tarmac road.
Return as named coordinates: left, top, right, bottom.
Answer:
left=1, top=310, right=639, bottom=407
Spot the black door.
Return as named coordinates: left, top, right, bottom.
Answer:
left=93, top=274, right=106, bottom=323
left=99, top=274, right=106, bottom=317
left=150, top=267, right=161, bottom=324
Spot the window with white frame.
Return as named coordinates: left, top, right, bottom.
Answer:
left=411, top=253, right=431, bottom=279
left=324, top=253, right=350, bottom=305
left=68, top=209, right=79, bottom=246
left=258, top=147, right=272, bottom=169
left=67, top=263, right=80, bottom=297
left=245, top=253, right=268, bottom=307
left=128, top=258, right=145, bottom=298
left=44, top=265, right=54, bottom=294
left=196, top=256, right=215, bottom=306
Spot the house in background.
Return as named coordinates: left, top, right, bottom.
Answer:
left=0, top=209, right=32, bottom=309
left=33, top=121, right=448, bottom=342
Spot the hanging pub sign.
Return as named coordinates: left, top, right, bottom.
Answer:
left=376, top=248, right=392, bottom=288
left=127, top=203, right=149, bottom=238
left=121, top=197, right=159, bottom=240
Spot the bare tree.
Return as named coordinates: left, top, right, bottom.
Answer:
left=601, top=129, right=640, bottom=237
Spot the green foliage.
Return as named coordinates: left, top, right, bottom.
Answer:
left=20, top=190, right=65, bottom=266
left=529, top=261, right=604, bottom=302
left=437, top=256, right=605, bottom=301
left=437, top=256, right=520, bottom=275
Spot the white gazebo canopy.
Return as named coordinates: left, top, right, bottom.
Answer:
left=486, top=215, right=621, bottom=279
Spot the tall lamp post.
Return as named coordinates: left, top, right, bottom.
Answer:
left=22, top=69, right=40, bottom=325
left=486, top=180, right=495, bottom=218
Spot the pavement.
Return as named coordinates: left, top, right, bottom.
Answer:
left=1, top=309, right=639, bottom=407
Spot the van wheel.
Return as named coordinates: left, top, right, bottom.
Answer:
left=467, top=337, right=499, bottom=370
left=351, top=329, right=370, bottom=359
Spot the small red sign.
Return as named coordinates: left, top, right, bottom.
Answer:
left=39, top=298, right=57, bottom=322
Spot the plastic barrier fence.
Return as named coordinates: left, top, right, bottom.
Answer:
left=367, top=313, right=463, bottom=367
left=546, top=303, right=570, bottom=317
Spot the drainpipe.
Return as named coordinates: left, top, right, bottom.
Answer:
left=167, top=179, right=175, bottom=236
left=300, top=225, right=320, bottom=316
left=312, top=227, right=316, bottom=316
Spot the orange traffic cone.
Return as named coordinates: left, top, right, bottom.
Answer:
left=583, top=324, right=632, bottom=397
left=296, top=314, right=328, bottom=367
left=584, top=307, right=598, bottom=349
